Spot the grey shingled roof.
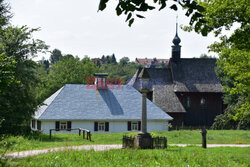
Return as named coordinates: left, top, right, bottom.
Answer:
left=171, top=58, right=222, bottom=92
left=128, top=68, right=186, bottom=113
left=35, top=84, right=172, bottom=120
left=147, top=68, right=186, bottom=113
left=128, top=58, right=222, bottom=113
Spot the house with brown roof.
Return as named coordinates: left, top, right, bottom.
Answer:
left=129, top=25, right=224, bottom=127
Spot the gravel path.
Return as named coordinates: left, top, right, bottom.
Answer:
left=5, top=145, right=123, bottom=159
left=4, top=144, right=250, bottom=159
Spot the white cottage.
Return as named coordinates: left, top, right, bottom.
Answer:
left=32, top=74, right=172, bottom=133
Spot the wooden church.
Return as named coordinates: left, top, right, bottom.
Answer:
left=129, top=24, right=224, bottom=127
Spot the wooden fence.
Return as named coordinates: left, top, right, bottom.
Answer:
left=49, top=128, right=91, bottom=141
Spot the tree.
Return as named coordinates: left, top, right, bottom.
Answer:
left=0, top=1, right=15, bottom=93
left=99, top=0, right=208, bottom=34
left=0, top=0, right=11, bottom=27
left=106, top=55, right=111, bottom=64
left=38, top=57, right=99, bottom=102
left=101, top=55, right=106, bottom=63
left=197, top=0, right=249, bottom=127
left=0, top=27, right=48, bottom=134
left=199, top=53, right=214, bottom=59
left=119, top=57, right=130, bottom=67
left=96, top=60, right=101, bottom=67
left=111, top=54, right=117, bottom=64
left=101, top=60, right=139, bottom=83
left=50, top=49, right=62, bottom=64
left=62, top=54, right=74, bottom=60
left=43, top=59, right=50, bottom=70
left=0, top=0, right=48, bottom=134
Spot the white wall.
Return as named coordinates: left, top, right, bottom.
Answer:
left=40, top=120, right=169, bottom=134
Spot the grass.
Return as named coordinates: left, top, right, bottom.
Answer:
left=1, top=130, right=250, bottom=153
left=7, top=146, right=250, bottom=167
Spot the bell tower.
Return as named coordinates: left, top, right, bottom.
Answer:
left=171, top=16, right=181, bottom=62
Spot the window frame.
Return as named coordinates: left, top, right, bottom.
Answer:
left=131, top=122, right=139, bottom=131
left=31, top=120, right=35, bottom=129
left=37, top=120, right=41, bottom=130
left=200, top=97, right=206, bottom=105
left=60, top=121, right=67, bottom=130
left=98, top=122, right=105, bottom=131
left=186, top=96, right=191, bottom=108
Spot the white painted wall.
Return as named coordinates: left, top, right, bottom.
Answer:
left=39, top=120, right=169, bottom=134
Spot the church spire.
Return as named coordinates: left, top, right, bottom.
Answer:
left=172, top=16, right=181, bottom=45
left=171, top=15, right=181, bottom=62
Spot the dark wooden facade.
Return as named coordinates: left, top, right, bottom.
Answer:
left=167, top=113, right=184, bottom=127
left=175, top=92, right=223, bottom=126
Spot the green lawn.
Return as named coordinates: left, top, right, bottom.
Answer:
left=1, top=130, right=250, bottom=153
left=7, top=146, right=250, bottom=167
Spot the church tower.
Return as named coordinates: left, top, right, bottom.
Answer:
left=171, top=20, right=181, bottom=62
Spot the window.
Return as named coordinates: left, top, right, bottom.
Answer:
left=200, top=97, right=207, bottom=110
left=55, top=121, right=71, bottom=131
left=186, top=96, right=191, bottom=108
left=132, top=122, right=138, bottom=131
left=94, top=122, right=109, bottom=131
left=31, top=120, right=35, bottom=129
left=128, top=121, right=141, bottom=131
left=98, top=122, right=105, bottom=131
left=37, top=121, right=41, bottom=130
left=60, top=121, right=67, bottom=130
left=200, top=97, right=206, bottom=105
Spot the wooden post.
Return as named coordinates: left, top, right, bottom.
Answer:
left=164, top=137, right=167, bottom=149
left=200, top=128, right=207, bottom=148
left=78, top=128, right=81, bottom=136
left=83, top=130, right=85, bottom=139
left=49, top=129, right=52, bottom=139
left=88, top=131, right=91, bottom=141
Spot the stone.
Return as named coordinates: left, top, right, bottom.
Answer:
left=134, top=133, right=153, bottom=149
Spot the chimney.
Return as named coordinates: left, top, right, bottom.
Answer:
left=94, top=73, right=108, bottom=89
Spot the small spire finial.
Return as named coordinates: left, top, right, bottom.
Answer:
left=176, top=15, right=178, bottom=35
left=172, top=14, right=181, bottom=45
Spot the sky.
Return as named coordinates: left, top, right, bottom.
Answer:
left=7, top=0, right=218, bottom=61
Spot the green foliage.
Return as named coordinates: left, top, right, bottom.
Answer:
left=192, top=0, right=250, bottom=127
left=99, top=0, right=207, bottom=33
left=111, top=54, right=117, bottom=64
left=101, top=57, right=139, bottom=83
left=99, top=54, right=117, bottom=64
left=199, top=53, right=214, bottom=59
left=62, top=54, right=74, bottom=60
left=0, top=1, right=48, bottom=135
left=0, top=26, right=48, bottom=134
left=36, top=56, right=99, bottom=103
left=0, top=0, right=11, bottom=27
left=8, top=147, right=250, bottom=166
left=186, top=0, right=250, bottom=128
left=119, top=57, right=130, bottom=66
left=50, top=48, right=62, bottom=64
